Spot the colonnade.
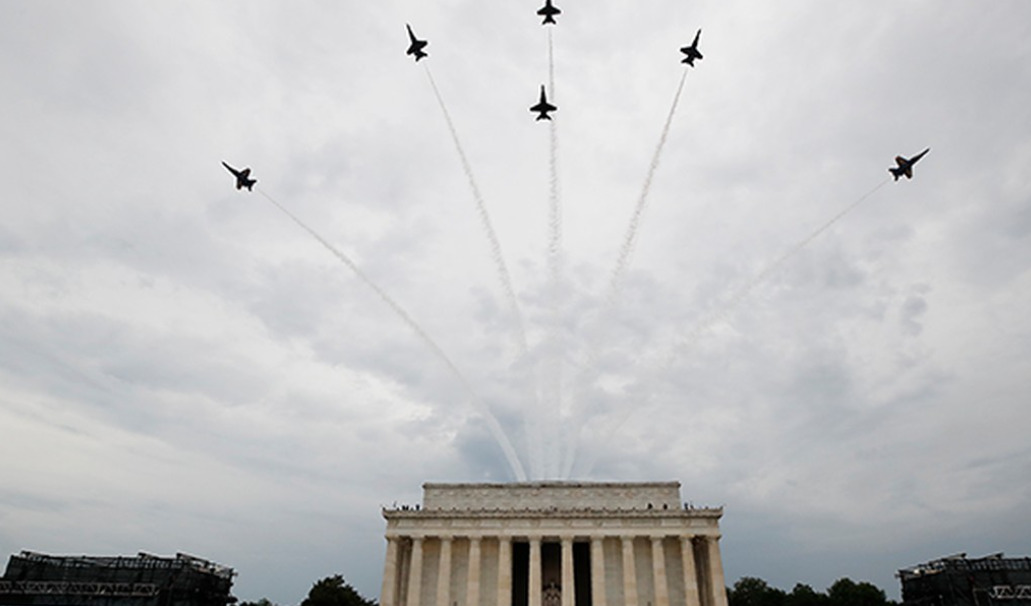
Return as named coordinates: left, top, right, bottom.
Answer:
left=380, top=534, right=727, bottom=606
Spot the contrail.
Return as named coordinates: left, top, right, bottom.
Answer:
left=547, top=28, right=562, bottom=277
left=675, top=178, right=891, bottom=349
left=578, top=177, right=892, bottom=477
left=548, top=28, right=555, bottom=91
left=257, top=188, right=528, bottom=481
left=559, top=68, right=690, bottom=478
left=606, top=67, right=689, bottom=306
left=423, top=65, right=541, bottom=477
left=543, top=27, right=566, bottom=479
left=424, top=65, right=530, bottom=357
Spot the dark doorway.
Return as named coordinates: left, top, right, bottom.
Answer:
left=511, top=540, right=593, bottom=606
left=512, top=542, right=529, bottom=606
left=573, top=542, right=592, bottom=606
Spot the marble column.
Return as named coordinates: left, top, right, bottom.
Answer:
left=680, top=537, right=700, bottom=606
left=621, top=536, right=638, bottom=606
left=436, top=537, right=453, bottom=606
left=407, top=538, right=424, bottom=606
left=560, top=537, right=575, bottom=606
left=467, top=537, right=482, bottom=606
left=399, top=540, right=412, bottom=606
left=497, top=537, right=513, bottom=606
left=705, top=537, right=728, bottom=606
left=381, top=537, right=400, bottom=606
left=652, top=537, right=670, bottom=606
left=529, top=537, right=542, bottom=606
left=590, top=538, right=606, bottom=606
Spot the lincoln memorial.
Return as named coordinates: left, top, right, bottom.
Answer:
left=380, top=481, right=728, bottom=606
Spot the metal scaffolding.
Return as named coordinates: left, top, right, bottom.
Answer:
left=0, top=551, right=236, bottom=606
left=898, top=553, right=1031, bottom=606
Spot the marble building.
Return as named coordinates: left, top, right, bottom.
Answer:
left=380, top=482, right=728, bottom=606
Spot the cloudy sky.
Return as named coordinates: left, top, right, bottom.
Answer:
left=2, top=0, right=1030, bottom=603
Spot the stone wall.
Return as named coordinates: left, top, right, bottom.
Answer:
left=422, top=482, right=682, bottom=511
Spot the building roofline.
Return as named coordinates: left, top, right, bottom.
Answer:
left=422, top=481, right=682, bottom=490
left=383, top=506, right=723, bottom=519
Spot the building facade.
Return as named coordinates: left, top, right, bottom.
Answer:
left=899, top=553, right=1031, bottom=606
left=380, top=482, right=728, bottom=606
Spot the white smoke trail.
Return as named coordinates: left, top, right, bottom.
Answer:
left=676, top=178, right=891, bottom=345
left=256, top=189, right=528, bottom=481
left=424, top=66, right=530, bottom=357
left=543, top=27, right=566, bottom=479
left=548, top=28, right=555, bottom=91
left=547, top=29, right=562, bottom=276
left=577, top=178, right=892, bottom=477
left=606, top=67, right=689, bottom=305
left=423, top=66, right=544, bottom=478
left=560, top=68, right=690, bottom=478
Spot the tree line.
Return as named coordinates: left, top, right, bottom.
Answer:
left=728, top=576, right=897, bottom=606
left=240, top=575, right=377, bottom=606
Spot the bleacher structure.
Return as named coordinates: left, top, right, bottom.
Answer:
left=898, top=553, right=1031, bottom=606
left=0, top=551, right=236, bottom=606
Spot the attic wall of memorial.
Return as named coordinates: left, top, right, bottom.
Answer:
left=422, top=482, right=683, bottom=512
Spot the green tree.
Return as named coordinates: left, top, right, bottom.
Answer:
left=240, top=600, right=278, bottom=606
left=729, top=577, right=787, bottom=606
left=827, top=578, right=889, bottom=606
left=785, top=583, right=829, bottom=606
left=300, top=575, right=377, bottom=606
left=728, top=576, right=895, bottom=606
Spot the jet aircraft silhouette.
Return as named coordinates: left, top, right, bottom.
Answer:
left=680, top=29, right=703, bottom=66
left=889, top=148, right=930, bottom=181
left=405, top=24, right=428, bottom=62
left=530, top=85, right=557, bottom=121
left=222, top=161, right=256, bottom=191
left=537, top=0, right=561, bottom=25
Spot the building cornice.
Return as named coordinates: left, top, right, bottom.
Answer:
left=383, top=507, right=723, bottom=520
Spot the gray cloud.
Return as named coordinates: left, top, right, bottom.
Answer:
left=2, top=1, right=1031, bottom=604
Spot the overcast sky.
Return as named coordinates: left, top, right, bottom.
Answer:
left=2, top=1, right=1030, bottom=604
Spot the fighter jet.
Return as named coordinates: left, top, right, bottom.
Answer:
left=405, top=24, right=428, bottom=62
left=537, top=0, right=561, bottom=25
left=680, top=29, right=703, bottom=66
left=530, top=85, right=557, bottom=121
left=222, top=161, right=256, bottom=191
left=889, top=148, right=930, bottom=181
